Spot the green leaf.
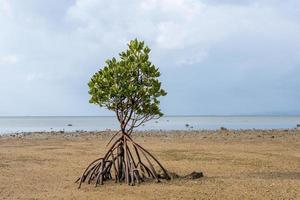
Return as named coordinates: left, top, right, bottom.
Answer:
left=88, top=39, right=167, bottom=130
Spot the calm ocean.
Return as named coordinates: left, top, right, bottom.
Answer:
left=0, top=116, right=300, bottom=134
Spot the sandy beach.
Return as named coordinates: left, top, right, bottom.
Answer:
left=0, top=129, right=299, bottom=199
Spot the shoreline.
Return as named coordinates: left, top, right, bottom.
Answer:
left=1, top=115, right=299, bottom=136
left=1, top=129, right=299, bottom=141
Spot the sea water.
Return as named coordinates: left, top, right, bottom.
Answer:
left=0, top=116, right=299, bottom=134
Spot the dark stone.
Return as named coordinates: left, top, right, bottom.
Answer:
left=184, top=171, right=204, bottom=179
left=220, top=127, right=228, bottom=131
left=67, top=124, right=73, bottom=126
left=158, top=170, right=204, bottom=180
left=297, top=124, right=300, bottom=128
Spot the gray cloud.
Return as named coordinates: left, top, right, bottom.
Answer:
left=0, top=0, right=299, bottom=115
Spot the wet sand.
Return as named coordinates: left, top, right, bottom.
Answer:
left=0, top=130, right=299, bottom=199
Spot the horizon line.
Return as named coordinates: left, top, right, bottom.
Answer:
left=1, top=114, right=300, bottom=117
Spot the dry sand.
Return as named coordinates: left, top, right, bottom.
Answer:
left=0, top=130, right=299, bottom=200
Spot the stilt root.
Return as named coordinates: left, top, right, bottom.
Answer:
left=76, top=132, right=170, bottom=188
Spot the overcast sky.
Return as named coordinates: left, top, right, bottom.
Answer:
left=0, top=0, right=299, bottom=116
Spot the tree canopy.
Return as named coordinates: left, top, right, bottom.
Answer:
left=88, top=39, right=167, bottom=133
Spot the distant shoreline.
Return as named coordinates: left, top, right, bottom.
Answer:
left=1, top=116, right=299, bottom=135
left=1, top=129, right=300, bottom=139
left=1, top=115, right=300, bottom=117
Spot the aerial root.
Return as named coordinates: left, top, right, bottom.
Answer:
left=77, top=132, right=170, bottom=188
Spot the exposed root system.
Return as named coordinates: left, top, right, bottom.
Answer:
left=76, top=132, right=170, bottom=188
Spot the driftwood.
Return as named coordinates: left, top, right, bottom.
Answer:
left=76, top=131, right=170, bottom=188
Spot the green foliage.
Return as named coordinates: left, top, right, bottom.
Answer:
left=88, top=39, right=167, bottom=131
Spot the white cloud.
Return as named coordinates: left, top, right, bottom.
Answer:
left=0, top=55, right=18, bottom=64
left=177, top=50, right=208, bottom=65
left=0, top=0, right=12, bottom=17
left=0, top=0, right=299, bottom=115
left=25, top=72, right=53, bottom=82
left=156, top=22, right=187, bottom=49
left=64, top=0, right=300, bottom=68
